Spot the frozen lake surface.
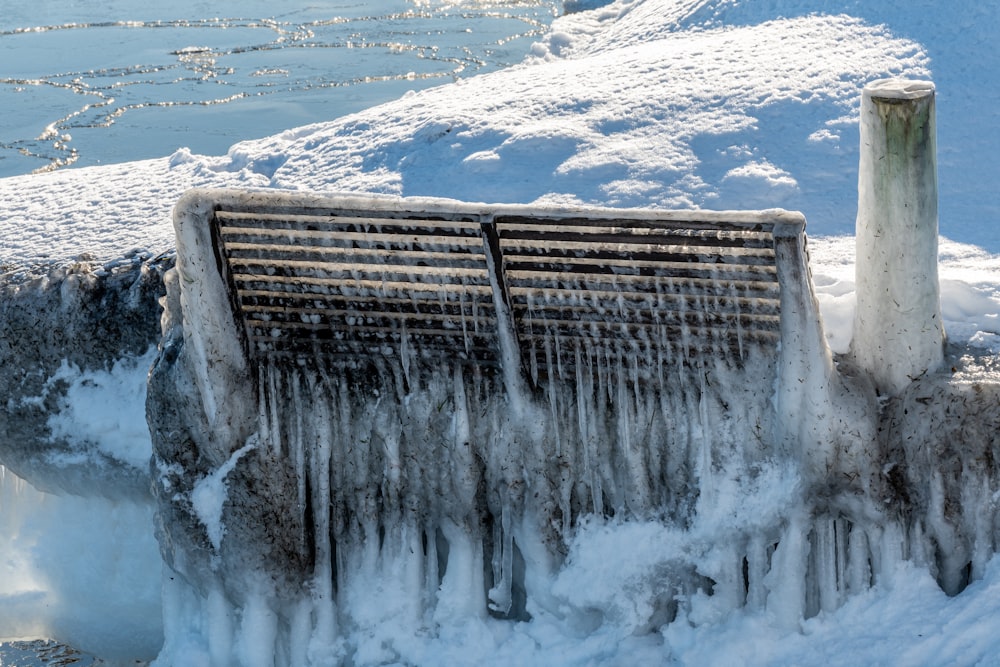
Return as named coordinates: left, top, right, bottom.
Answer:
left=0, top=0, right=559, bottom=177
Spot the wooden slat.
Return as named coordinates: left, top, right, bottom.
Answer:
left=509, top=287, right=779, bottom=310
left=494, top=214, right=775, bottom=233
left=231, top=274, right=495, bottom=297
left=506, top=278, right=781, bottom=302
left=243, top=306, right=496, bottom=330
left=216, top=210, right=484, bottom=235
left=227, top=262, right=493, bottom=287
left=238, top=291, right=494, bottom=311
left=500, top=241, right=775, bottom=266
left=498, top=228, right=774, bottom=250
left=500, top=255, right=779, bottom=280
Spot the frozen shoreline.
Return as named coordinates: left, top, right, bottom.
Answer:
left=0, top=0, right=561, bottom=178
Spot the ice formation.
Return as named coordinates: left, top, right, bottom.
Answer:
left=139, top=113, right=1000, bottom=662
left=0, top=252, right=171, bottom=498
left=0, top=0, right=998, bottom=661
left=144, top=190, right=905, bottom=665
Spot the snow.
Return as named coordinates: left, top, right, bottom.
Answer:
left=0, top=2, right=939, bottom=265
left=0, top=0, right=999, bottom=665
left=43, top=347, right=158, bottom=470
left=190, top=440, right=258, bottom=552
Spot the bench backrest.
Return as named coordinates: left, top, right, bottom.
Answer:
left=183, top=190, right=809, bottom=387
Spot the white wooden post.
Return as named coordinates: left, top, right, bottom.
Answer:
left=852, top=79, right=944, bottom=396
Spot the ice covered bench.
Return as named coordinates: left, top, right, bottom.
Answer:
left=148, top=187, right=872, bottom=629
left=171, top=188, right=824, bottom=389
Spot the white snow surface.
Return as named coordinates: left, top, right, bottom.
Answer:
left=190, top=440, right=257, bottom=552
left=43, top=347, right=158, bottom=470
left=1, top=0, right=1000, bottom=664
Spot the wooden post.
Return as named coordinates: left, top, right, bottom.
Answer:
left=852, top=80, right=944, bottom=396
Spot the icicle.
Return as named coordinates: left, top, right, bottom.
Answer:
left=236, top=595, right=278, bottom=667
left=871, top=520, right=907, bottom=587
left=765, top=512, right=809, bottom=630
left=575, top=346, right=602, bottom=516
left=207, top=584, right=234, bottom=667
left=458, top=288, right=471, bottom=356
left=847, top=521, right=872, bottom=594
left=257, top=363, right=272, bottom=450
left=745, top=535, right=769, bottom=611
left=267, top=361, right=281, bottom=454
left=695, top=366, right=714, bottom=513
left=398, top=521, right=426, bottom=627
left=813, top=517, right=842, bottom=614
left=488, top=499, right=515, bottom=616
left=968, top=478, right=993, bottom=581
left=290, top=371, right=306, bottom=520
left=735, top=290, right=746, bottom=362
left=546, top=349, right=562, bottom=459
left=424, top=527, right=440, bottom=615
left=436, top=518, right=487, bottom=623
left=617, top=355, right=649, bottom=513
left=399, top=322, right=412, bottom=392
left=554, top=331, right=566, bottom=382
left=307, top=375, right=337, bottom=649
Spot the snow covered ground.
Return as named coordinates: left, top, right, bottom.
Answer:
left=1, top=0, right=999, bottom=664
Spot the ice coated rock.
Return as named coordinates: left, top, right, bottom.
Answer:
left=0, top=252, right=171, bottom=498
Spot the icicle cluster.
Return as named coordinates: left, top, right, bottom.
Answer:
left=149, top=287, right=896, bottom=665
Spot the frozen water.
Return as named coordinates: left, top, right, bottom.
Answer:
left=149, top=298, right=794, bottom=662
left=0, top=466, right=162, bottom=661
left=0, top=0, right=560, bottom=177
